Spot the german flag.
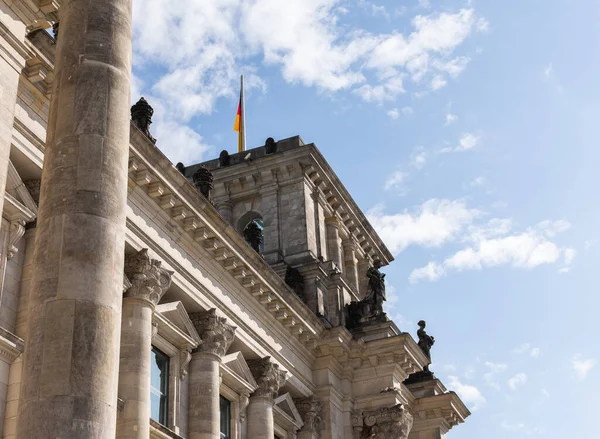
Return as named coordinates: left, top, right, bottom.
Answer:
left=233, top=76, right=245, bottom=152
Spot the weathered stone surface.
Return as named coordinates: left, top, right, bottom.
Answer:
left=295, top=396, right=324, bottom=436
left=124, top=248, right=173, bottom=306
left=189, top=308, right=236, bottom=357
left=16, top=0, right=134, bottom=436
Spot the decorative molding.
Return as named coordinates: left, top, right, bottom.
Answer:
left=124, top=249, right=173, bottom=306
left=7, top=219, right=26, bottom=260
left=248, top=356, right=287, bottom=400
left=179, top=348, right=192, bottom=380
left=274, top=393, right=304, bottom=434
left=0, top=329, right=24, bottom=364
left=189, top=308, right=236, bottom=358
left=222, top=351, right=258, bottom=395
left=352, top=404, right=413, bottom=439
left=295, top=396, right=323, bottom=436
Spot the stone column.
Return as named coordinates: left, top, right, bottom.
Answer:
left=215, top=198, right=233, bottom=224
left=343, top=240, right=359, bottom=292
left=16, top=0, right=133, bottom=436
left=117, top=249, right=173, bottom=439
left=260, top=183, right=282, bottom=264
left=295, top=396, right=324, bottom=439
left=352, top=404, right=413, bottom=439
left=247, top=357, right=287, bottom=439
left=188, top=309, right=236, bottom=439
left=325, top=217, right=343, bottom=273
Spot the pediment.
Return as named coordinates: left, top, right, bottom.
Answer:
left=5, top=161, right=38, bottom=214
left=155, top=301, right=200, bottom=347
left=221, top=351, right=258, bottom=394
left=274, top=392, right=304, bottom=430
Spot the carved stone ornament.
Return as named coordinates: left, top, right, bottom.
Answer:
left=180, top=347, right=192, bottom=379
left=193, top=166, right=214, bottom=200
left=23, top=179, right=41, bottom=205
left=248, top=357, right=287, bottom=400
left=264, top=137, right=277, bottom=154
left=295, top=396, right=324, bottom=435
left=123, top=249, right=173, bottom=306
left=239, top=391, right=250, bottom=423
left=131, top=97, right=157, bottom=143
left=175, top=162, right=186, bottom=175
left=7, top=219, right=25, bottom=260
left=354, top=405, right=413, bottom=439
left=219, top=150, right=231, bottom=167
left=189, top=309, right=236, bottom=358
left=52, top=22, right=59, bottom=42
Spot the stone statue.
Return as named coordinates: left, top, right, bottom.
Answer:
left=193, top=165, right=213, bottom=200
left=219, top=150, right=231, bottom=167
left=175, top=162, right=186, bottom=175
left=243, top=221, right=263, bottom=253
left=264, top=137, right=277, bottom=154
left=131, top=97, right=156, bottom=143
left=417, top=320, right=435, bottom=371
left=52, top=22, right=60, bottom=42
left=365, top=260, right=386, bottom=316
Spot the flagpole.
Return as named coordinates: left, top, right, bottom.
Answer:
left=240, top=75, right=247, bottom=152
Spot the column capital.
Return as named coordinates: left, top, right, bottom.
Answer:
left=352, top=404, right=413, bottom=439
left=248, top=357, right=287, bottom=400
left=189, top=309, right=236, bottom=358
left=325, top=216, right=340, bottom=228
left=295, top=396, right=324, bottom=436
left=124, top=249, right=173, bottom=306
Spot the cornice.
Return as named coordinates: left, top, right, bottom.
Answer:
left=127, top=126, right=325, bottom=349
left=0, top=328, right=24, bottom=364
left=410, top=391, right=471, bottom=433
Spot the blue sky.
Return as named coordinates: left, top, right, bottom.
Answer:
left=131, top=0, right=600, bottom=437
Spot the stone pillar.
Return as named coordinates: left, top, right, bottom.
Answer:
left=352, top=404, right=413, bottom=439
left=16, top=0, right=133, bottom=436
left=343, top=240, right=359, bottom=292
left=325, top=217, right=343, bottom=273
left=188, top=309, right=236, bottom=439
left=295, top=396, right=324, bottom=439
left=215, top=198, right=233, bottom=224
left=2, top=222, right=36, bottom=439
left=117, top=249, right=173, bottom=439
left=260, top=184, right=282, bottom=264
left=247, top=357, right=287, bottom=439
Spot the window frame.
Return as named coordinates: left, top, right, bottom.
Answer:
left=150, top=346, right=170, bottom=426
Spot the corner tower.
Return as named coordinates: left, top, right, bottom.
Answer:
left=186, top=136, right=393, bottom=327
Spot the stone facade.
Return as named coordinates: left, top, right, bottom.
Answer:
left=0, top=1, right=470, bottom=438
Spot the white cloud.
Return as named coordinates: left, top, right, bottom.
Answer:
left=418, top=0, right=431, bottom=8
left=409, top=262, right=445, bottom=284
left=367, top=199, right=480, bottom=255
left=514, top=343, right=531, bottom=354
left=441, top=133, right=479, bottom=153
left=514, top=343, right=541, bottom=358
left=530, top=347, right=541, bottom=358
left=409, top=220, right=571, bottom=283
left=544, top=63, right=554, bottom=78
left=410, top=146, right=427, bottom=169
left=384, top=170, right=409, bottom=193
left=476, top=17, right=490, bottom=32
left=501, top=421, right=525, bottom=431
left=387, top=106, right=413, bottom=119
left=507, top=372, right=527, bottom=390
left=445, top=113, right=458, bottom=125
left=559, top=247, right=576, bottom=273
left=571, top=354, right=597, bottom=380
left=483, top=361, right=507, bottom=390
left=431, top=75, right=447, bottom=90
left=387, top=108, right=400, bottom=120
left=541, top=388, right=550, bottom=398
left=470, top=176, right=485, bottom=186
left=447, top=376, right=486, bottom=411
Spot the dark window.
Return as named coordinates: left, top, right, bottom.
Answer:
left=220, top=396, right=231, bottom=439
left=150, top=347, right=169, bottom=426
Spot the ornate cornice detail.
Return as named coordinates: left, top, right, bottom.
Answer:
left=7, top=219, right=26, bottom=260
left=124, top=249, right=173, bottom=306
left=295, top=396, right=324, bottom=436
left=189, top=309, right=236, bottom=358
left=248, top=357, right=287, bottom=400
left=352, top=404, right=413, bottom=439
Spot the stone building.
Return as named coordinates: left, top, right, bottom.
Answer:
left=0, top=1, right=470, bottom=438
